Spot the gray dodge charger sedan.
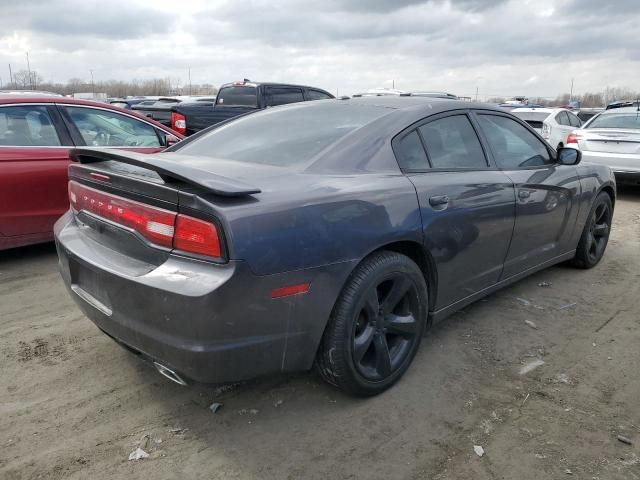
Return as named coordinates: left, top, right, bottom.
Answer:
left=55, top=97, right=615, bottom=396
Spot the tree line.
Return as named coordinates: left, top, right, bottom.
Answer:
left=2, top=70, right=217, bottom=97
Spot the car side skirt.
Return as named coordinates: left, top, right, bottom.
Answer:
left=429, top=250, right=576, bottom=324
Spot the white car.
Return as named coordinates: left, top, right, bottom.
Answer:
left=566, top=106, right=640, bottom=185
left=511, top=107, right=582, bottom=150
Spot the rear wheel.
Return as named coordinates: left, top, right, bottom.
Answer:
left=315, top=251, right=428, bottom=396
left=572, top=192, right=612, bottom=268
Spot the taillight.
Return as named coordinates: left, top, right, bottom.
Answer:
left=171, top=112, right=186, bottom=135
left=541, top=123, right=550, bottom=139
left=566, top=132, right=582, bottom=144
left=68, top=181, right=223, bottom=260
left=174, top=215, right=221, bottom=258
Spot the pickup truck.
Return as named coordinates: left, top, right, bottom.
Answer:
left=169, top=80, right=334, bottom=135
left=132, top=96, right=217, bottom=128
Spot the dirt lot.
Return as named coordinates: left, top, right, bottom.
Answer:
left=1, top=187, right=639, bottom=480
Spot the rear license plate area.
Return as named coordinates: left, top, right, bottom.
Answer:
left=70, top=260, right=112, bottom=315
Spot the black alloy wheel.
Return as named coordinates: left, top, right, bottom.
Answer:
left=315, top=251, right=428, bottom=396
left=351, top=274, right=420, bottom=381
left=572, top=191, right=613, bottom=268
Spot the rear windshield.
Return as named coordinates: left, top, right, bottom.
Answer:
left=174, top=102, right=392, bottom=166
left=511, top=111, right=550, bottom=122
left=216, top=86, right=258, bottom=107
left=524, top=120, right=543, bottom=129
left=588, top=113, right=640, bottom=129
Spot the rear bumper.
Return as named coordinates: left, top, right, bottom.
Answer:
left=55, top=212, right=355, bottom=384
left=581, top=150, right=640, bottom=175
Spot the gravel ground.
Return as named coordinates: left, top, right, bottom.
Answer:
left=1, top=187, right=639, bottom=480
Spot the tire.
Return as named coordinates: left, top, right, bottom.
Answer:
left=315, top=251, right=428, bottom=396
left=571, top=191, right=613, bottom=268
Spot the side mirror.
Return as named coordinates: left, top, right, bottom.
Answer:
left=557, top=147, right=581, bottom=165
left=164, top=134, right=181, bottom=147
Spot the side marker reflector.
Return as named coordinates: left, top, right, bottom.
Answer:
left=271, top=283, right=311, bottom=299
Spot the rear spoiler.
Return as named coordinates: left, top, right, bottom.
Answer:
left=70, top=148, right=261, bottom=197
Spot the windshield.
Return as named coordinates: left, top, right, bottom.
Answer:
left=216, top=86, right=258, bottom=107
left=587, top=113, right=640, bottom=129
left=174, top=102, right=392, bottom=166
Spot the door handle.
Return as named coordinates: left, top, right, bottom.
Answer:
left=429, top=195, right=450, bottom=207
left=518, top=190, right=531, bottom=200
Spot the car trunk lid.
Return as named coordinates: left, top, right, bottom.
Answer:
left=580, top=129, right=640, bottom=154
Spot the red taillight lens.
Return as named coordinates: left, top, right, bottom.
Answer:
left=174, top=214, right=221, bottom=258
left=566, top=133, right=581, bottom=144
left=69, top=181, right=175, bottom=248
left=68, top=181, right=223, bottom=259
left=171, top=112, right=186, bottom=135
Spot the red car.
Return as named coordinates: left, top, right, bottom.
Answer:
left=0, top=96, right=183, bottom=250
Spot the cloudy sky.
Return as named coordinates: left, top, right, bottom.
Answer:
left=1, top=0, right=639, bottom=98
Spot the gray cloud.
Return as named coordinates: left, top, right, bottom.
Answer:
left=1, top=0, right=639, bottom=98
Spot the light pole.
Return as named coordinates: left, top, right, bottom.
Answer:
left=89, top=69, right=95, bottom=96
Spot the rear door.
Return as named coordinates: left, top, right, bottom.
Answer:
left=58, top=105, right=166, bottom=153
left=393, top=111, right=516, bottom=309
left=0, top=104, right=73, bottom=242
left=473, top=111, right=582, bottom=278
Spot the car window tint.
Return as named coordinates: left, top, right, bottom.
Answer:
left=216, top=86, right=258, bottom=107
left=174, top=102, right=391, bottom=166
left=0, top=105, right=61, bottom=146
left=418, top=115, right=486, bottom=169
left=267, top=88, right=305, bottom=106
left=555, top=111, right=570, bottom=125
left=568, top=112, right=581, bottom=127
left=395, top=130, right=428, bottom=170
left=64, top=107, right=161, bottom=147
left=306, top=90, right=333, bottom=101
left=477, top=114, right=551, bottom=169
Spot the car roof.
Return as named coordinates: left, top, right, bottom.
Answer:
left=219, top=81, right=331, bottom=92
left=599, top=106, right=640, bottom=114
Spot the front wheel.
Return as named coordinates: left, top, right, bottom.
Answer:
left=571, top=192, right=612, bottom=268
left=315, top=251, right=428, bottom=396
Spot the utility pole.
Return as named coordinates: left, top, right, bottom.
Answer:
left=569, top=78, right=574, bottom=103
left=26, top=52, right=32, bottom=89
left=188, top=67, right=192, bottom=95
left=475, top=86, right=479, bottom=102
left=8, top=63, right=13, bottom=87
left=89, top=69, right=95, bottom=96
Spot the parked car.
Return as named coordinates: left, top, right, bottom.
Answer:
left=575, top=108, right=604, bottom=123
left=169, top=80, right=334, bottom=135
left=0, top=96, right=183, bottom=250
left=511, top=107, right=582, bottom=150
left=108, top=97, right=150, bottom=110
left=132, top=96, right=218, bottom=129
left=566, top=106, right=640, bottom=185
left=55, top=97, right=615, bottom=396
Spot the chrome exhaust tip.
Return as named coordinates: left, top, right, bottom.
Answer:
left=153, top=362, right=188, bottom=386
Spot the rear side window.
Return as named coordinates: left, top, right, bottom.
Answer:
left=216, top=86, right=258, bottom=107
left=174, top=103, right=391, bottom=166
left=395, top=130, right=428, bottom=170
left=477, top=114, right=551, bottom=169
left=306, top=90, right=333, bottom=101
left=567, top=112, right=581, bottom=127
left=0, top=105, right=61, bottom=146
left=266, top=87, right=305, bottom=106
left=418, top=115, right=487, bottom=169
left=555, top=111, right=570, bottom=125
